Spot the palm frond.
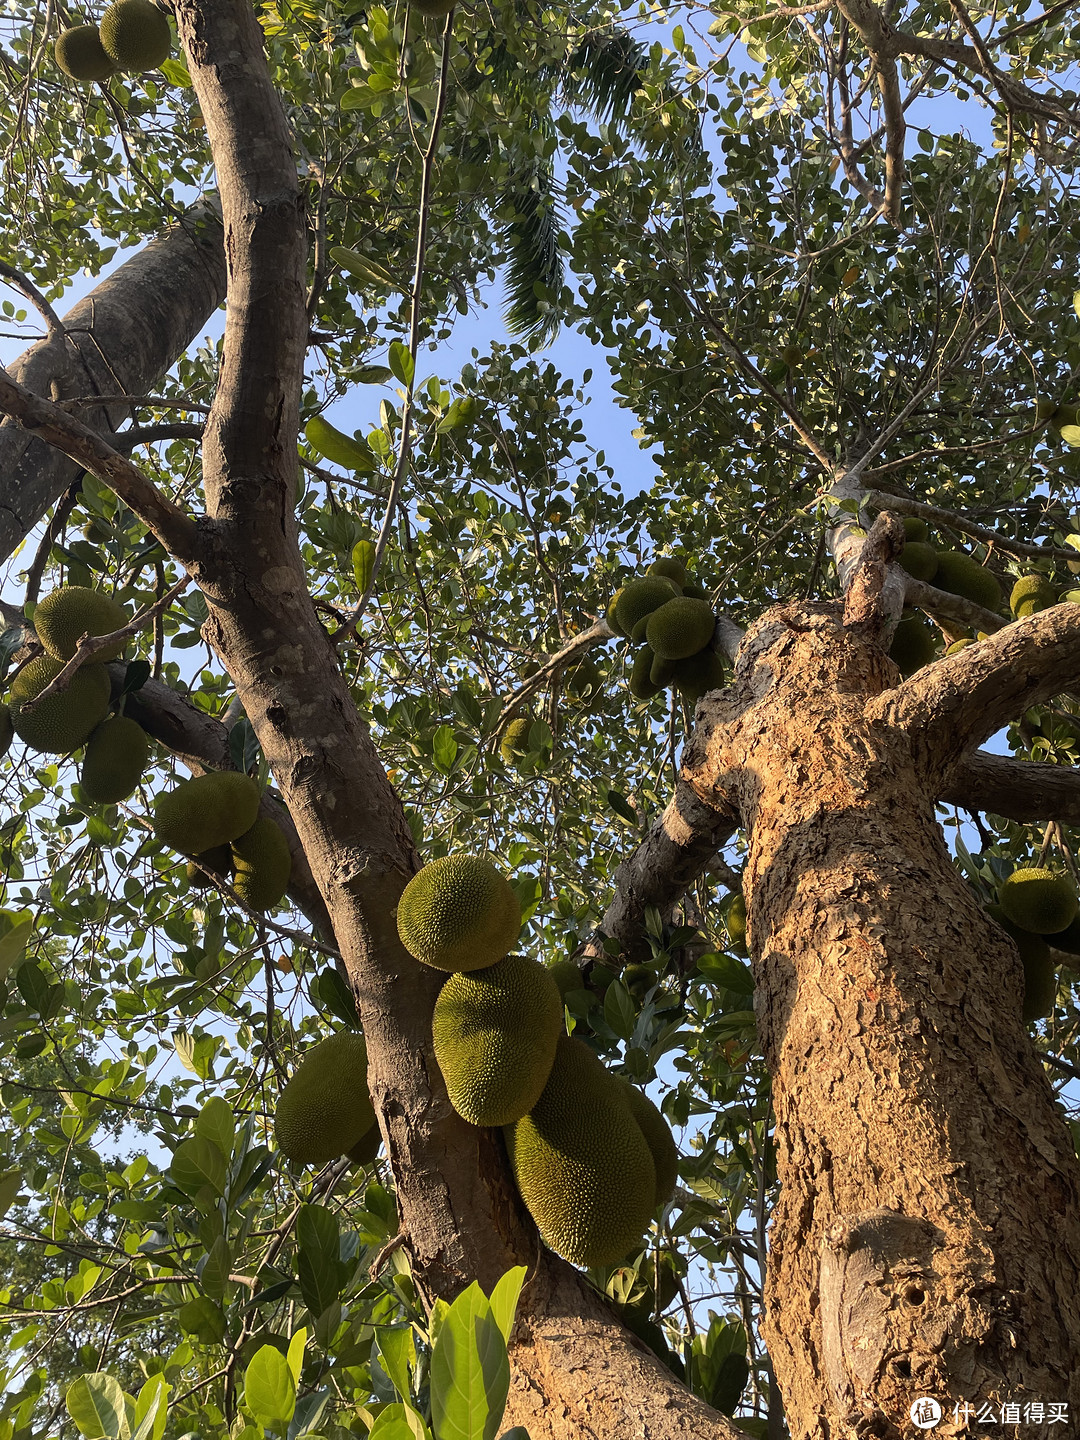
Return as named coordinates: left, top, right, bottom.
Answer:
left=498, top=155, right=565, bottom=347
left=562, top=29, right=646, bottom=125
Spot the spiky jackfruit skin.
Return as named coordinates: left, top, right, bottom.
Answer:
left=0, top=704, right=11, bottom=759
left=933, top=552, right=1002, bottom=611
left=1021, top=947, right=1057, bottom=1023
left=889, top=615, right=937, bottom=676
left=55, top=25, right=116, bottom=80
left=614, top=578, right=680, bottom=638
left=546, top=959, right=583, bottom=999
left=185, top=844, right=233, bottom=889
left=563, top=657, right=601, bottom=702
left=945, top=638, right=974, bottom=655
left=605, top=590, right=628, bottom=638
left=347, top=1124, right=382, bottom=1165
left=1051, top=914, right=1080, bottom=956
left=99, top=0, right=171, bottom=70
left=897, top=542, right=939, bottom=583
left=1010, top=574, right=1058, bottom=618
left=396, top=854, right=521, bottom=972
left=505, top=1036, right=656, bottom=1267
left=645, top=598, right=716, bottom=661
left=999, top=868, right=1078, bottom=935
left=629, top=648, right=663, bottom=701
left=8, top=656, right=111, bottom=754
left=902, top=516, right=929, bottom=542
left=500, top=717, right=532, bottom=767
left=432, top=953, right=562, bottom=1126
left=614, top=1077, right=679, bottom=1208
left=646, top=557, right=687, bottom=589
left=275, top=1032, right=375, bottom=1166
left=673, top=647, right=724, bottom=706
left=649, top=651, right=677, bottom=687
left=34, top=586, right=129, bottom=662
left=153, top=771, right=261, bottom=857
left=231, top=817, right=292, bottom=911
left=81, top=715, right=149, bottom=803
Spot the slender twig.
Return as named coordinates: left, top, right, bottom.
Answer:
left=0, top=258, right=64, bottom=336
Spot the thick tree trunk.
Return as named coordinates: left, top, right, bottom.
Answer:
left=686, top=602, right=1080, bottom=1437
left=0, top=201, right=225, bottom=562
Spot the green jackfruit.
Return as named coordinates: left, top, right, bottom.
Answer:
left=1010, top=574, right=1058, bottom=618
left=564, top=656, right=601, bottom=703
left=80, top=715, right=149, bottom=803
left=944, top=638, right=974, bottom=655
left=897, top=542, right=939, bottom=583
left=645, top=598, right=716, bottom=661
left=275, top=1032, right=375, bottom=1166
left=727, top=894, right=746, bottom=946
left=505, top=1035, right=656, bottom=1267
left=99, top=0, right=171, bottom=71
left=432, top=953, right=563, bottom=1126
left=615, top=578, right=680, bottom=638
left=933, top=552, right=1002, bottom=611
left=614, top=1078, right=679, bottom=1208
left=629, top=647, right=663, bottom=701
left=347, top=1124, right=383, bottom=1165
left=8, top=655, right=111, bottom=754
left=0, top=704, right=11, bottom=759
left=646, top=557, right=687, bottom=589
left=546, top=959, right=584, bottom=999
left=999, top=867, right=1078, bottom=935
left=34, top=585, right=128, bottom=662
left=902, top=517, right=929, bottom=542
left=231, top=816, right=292, bottom=911
left=606, top=589, right=628, bottom=638
left=1021, top=947, right=1057, bottom=1023
left=889, top=615, right=937, bottom=676
left=500, top=717, right=532, bottom=767
left=673, top=647, right=725, bottom=706
left=650, top=651, right=677, bottom=688
left=622, top=963, right=656, bottom=997
left=153, top=770, right=262, bottom=857
left=680, top=583, right=710, bottom=602
left=185, top=844, right=233, bottom=889
left=1051, top=914, right=1080, bottom=956
left=396, top=854, right=521, bottom=971
left=55, top=25, right=116, bottom=80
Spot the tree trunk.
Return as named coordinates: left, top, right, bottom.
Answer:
left=0, top=201, right=225, bottom=563
left=685, top=602, right=1080, bottom=1437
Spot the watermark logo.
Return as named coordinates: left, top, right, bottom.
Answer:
left=906, top=1397, right=1069, bottom=1428
left=910, top=1398, right=942, bottom=1429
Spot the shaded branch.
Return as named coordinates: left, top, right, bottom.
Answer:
left=940, top=750, right=1080, bottom=826
left=494, top=619, right=614, bottom=739
left=0, top=259, right=64, bottom=337
left=903, top=574, right=1008, bottom=633
left=866, top=489, right=1080, bottom=565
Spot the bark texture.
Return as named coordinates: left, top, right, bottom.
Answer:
left=0, top=202, right=225, bottom=561
left=684, top=602, right=1080, bottom=1438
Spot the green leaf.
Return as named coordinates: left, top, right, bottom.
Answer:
left=158, top=57, right=192, bottom=87
left=305, top=415, right=376, bottom=471
left=388, top=341, right=415, bottom=388
left=488, top=1267, right=527, bottom=1344
left=604, top=981, right=637, bottom=1041
left=0, top=915, right=33, bottom=981
left=66, top=1374, right=131, bottom=1440
left=430, top=1282, right=510, bottom=1440
left=313, top=966, right=360, bottom=1025
left=378, top=1326, right=416, bottom=1401
left=1073, top=289, right=1080, bottom=322
left=170, top=1136, right=227, bottom=1197
left=498, top=1431, right=531, bottom=1440
left=198, top=1234, right=231, bottom=1301
left=436, top=396, right=477, bottom=434
left=330, top=245, right=397, bottom=291
left=298, top=1204, right=343, bottom=1318
left=356, top=365, right=394, bottom=385
left=432, top=725, right=458, bottom=774
left=244, top=1345, right=297, bottom=1428
left=286, top=1328, right=308, bottom=1387
left=178, top=1297, right=227, bottom=1344
left=131, top=1377, right=170, bottom=1440
left=118, top=660, right=151, bottom=697
left=195, top=1095, right=235, bottom=1157
left=353, top=539, right=376, bottom=593
left=607, top=790, right=638, bottom=826
left=0, top=1169, right=22, bottom=1219
left=1060, top=424, right=1080, bottom=448
left=696, top=953, right=755, bottom=994
left=369, top=1405, right=433, bottom=1440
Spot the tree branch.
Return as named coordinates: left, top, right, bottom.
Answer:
left=940, top=750, right=1080, bottom=826
left=903, top=574, right=1007, bottom=633
left=866, top=489, right=1080, bottom=565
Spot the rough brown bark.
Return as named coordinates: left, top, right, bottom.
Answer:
left=0, top=201, right=225, bottom=562
left=684, top=602, right=1080, bottom=1438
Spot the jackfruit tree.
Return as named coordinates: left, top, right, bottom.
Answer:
left=5, top=1, right=1080, bottom=1437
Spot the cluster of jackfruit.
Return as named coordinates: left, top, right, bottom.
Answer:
left=54, top=0, right=171, bottom=81
left=607, top=558, right=724, bottom=708
left=986, top=868, right=1080, bottom=1022
left=275, top=1031, right=380, bottom=1167
left=396, top=854, right=522, bottom=972
left=888, top=518, right=1004, bottom=676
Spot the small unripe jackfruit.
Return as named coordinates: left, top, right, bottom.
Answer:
left=999, top=868, right=1078, bottom=935
left=727, top=894, right=746, bottom=947
left=55, top=25, right=116, bottom=80
left=153, top=771, right=261, bottom=856
left=1021, top=947, right=1057, bottom=1023
left=613, top=1077, right=679, bottom=1208
left=99, top=0, right=171, bottom=71
left=8, top=656, right=111, bottom=754
left=1010, top=574, right=1058, bottom=619
left=231, top=816, right=292, bottom=911
left=563, top=656, right=601, bottom=703
left=396, top=854, right=521, bottom=972
left=615, top=578, right=680, bottom=637
left=275, top=1031, right=375, bottom=1166
left=933, top=552, right=1002, bottom=611
left=902, top=517, right=929, bottom=542
left=897, top=542, right=938, bottom=583
left=673, top=647, right=724, bottom=706
left=889, top=615, right=937, bottom=676
left=645, top=598, right=716, bottom=661
left=606, top=589, right=628, bottom=638
left=186, top=844, right=233, bottom=889
left=650, top=651, right=677, bottom=687
left=500, top=717, right=532, bottom=767
left=546, top=959, right=584, bottom=999
left=505, top=1036, right=656, bottom=1267
left=0, top=704, right=11, bottom=759
left=646, top=557, right=687, bottom=589
left=81, top=715, right=149, bottom=803
left=34, top=585, right=128, bottom=662
left=432, top=953, right=563, bottom=1126
left=629, top=647, right=663, bottom=701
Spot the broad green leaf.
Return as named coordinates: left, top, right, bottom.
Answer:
left=198, top=1234, right=231, bottom=1301
left=432, top=725, right=458, bottom=773
left=607, top=791, right=638, bottom=826
left=356, top=365, right=394, bottom=384
left=388, top=341, right=415, bottom=388
left=169, top=1136, right=227, bottom=1196
left=604, top=981, right=637, bottom=1041
left=378, top=1326, right=416, bottom=1401
left=0, top=1169, right=22, bottom=1218
left=369, top=1404, right=432, bottom=1440
left=430, top=1282, right=510, bottom=1440
left=436, top=396, right=477, bottom=433
left=195, top=1095, right=235, bottom=1157
left=244, top=1345, right=297, bottom=1428
left=0, top=914, right=33, bottom=980
left=178, top=1297, right=227, bottom=1344
left=305, top=415, right=376, bottom=471
left=132, top=1377, right=170, bottom=1440
left=286, top=1328, right=308, bottom=1387
left=1060, top=424, right=1080, bottom=447
left=66, top=1374, right=131, bottom=1440
left=488, top=1267, right=527, bottom=1344
left=353, top=538, right=376, bottom=593
left=498, top=1431, right=531, bottom=1440
left=330, top=245, right=397, bottom=291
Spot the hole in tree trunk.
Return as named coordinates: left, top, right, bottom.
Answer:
left=903, top=1284, right=926, bottom=1305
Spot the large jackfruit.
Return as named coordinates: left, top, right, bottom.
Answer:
left=81, top=715, right=149, bottom=803
left=0, top=704, right=11, bottom=759
left=432, top=953, right=563, bottom=1126
left=933, top=552, right=1002, bottom=611
left=153, top=771, right=261, bottom=857
left=673, top=647, right=725, bottom=707
left=645, top=598, right=716, bottom=661
left=55, top=25, right=116, bottom=80
left=605, top=589, right=628, bottom=638
left=902, top=516, right=929, bottom=542
left=231, top=817, right=292, bottom=911
left=8, top=655, right=111, bottom=754
left=614, top=578, right=680, bottom=638
left=1010, top=574, right=1058, bottom=619
left=614, top=1078, right=679, bottom=1208
left=275, top=1031, right=375, bottom=1166
left=646, top=557, right=687, bottom=589
left=889, top=615, right=937, bottom=676
left=505, top=1035, right=656, bottom=1267
left=897, top=542, right=939, bottom=583
left=396, top=854, right=521, bottom=972
left=987, top=905, right=1059, bottom=1023
left=999, top=867, right=1078, bottom=935
left=629, top=647, right=663, bottom=701
left=34, top=586, right=128, bottom=662
left=500, top=716, right=532, bottom=768
left=99, top=0, right=171, bottom=71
